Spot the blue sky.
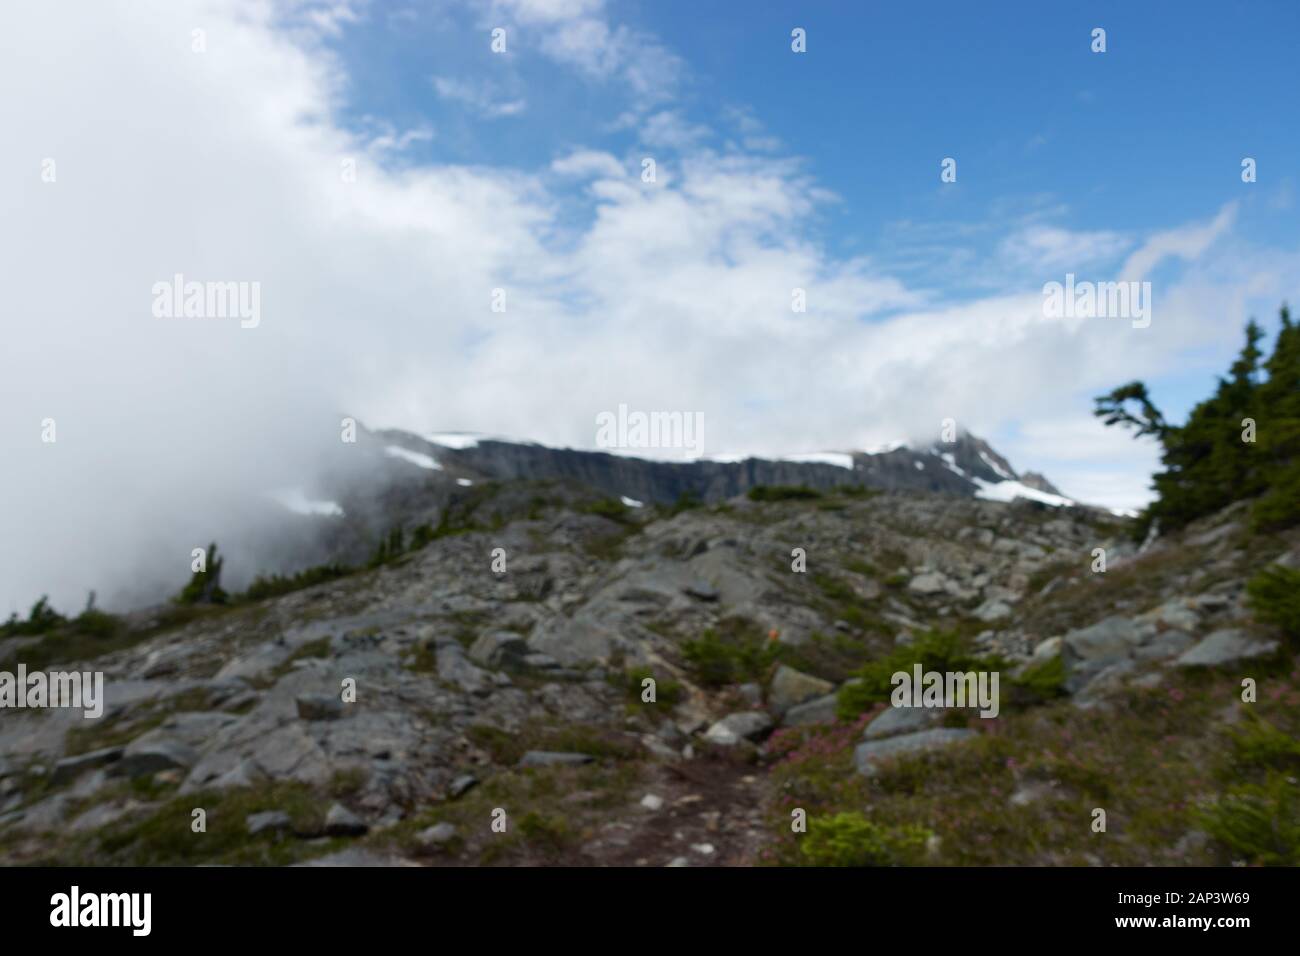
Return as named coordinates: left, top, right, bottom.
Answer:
left=327, top=0, right=1299, bottom=429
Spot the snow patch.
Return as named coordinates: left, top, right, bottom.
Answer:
left=385, top=445, right=442, bottom=471
left=778, top=452, right=855, bottom=470
left=865, top=439, right=908, bottom=454
left=974, top=478, right=1074, bottom=508
left=978, top=450, right=1015, bottom=480
left=426, top=432, right=482, bottom=449
left=457, top=478, right=474, bottom=487
left=620, top=496, right=644, bottom=508
left=914, top=461, right=925, bottom=471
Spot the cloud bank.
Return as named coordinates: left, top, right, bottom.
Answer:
left=1, top=0, right=1294, bottom=614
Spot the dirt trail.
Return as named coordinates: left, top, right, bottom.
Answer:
left=566, top=756, right=771, bottom=867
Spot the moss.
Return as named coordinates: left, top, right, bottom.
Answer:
left=799, top=812, right=932, bottom=866
left=467, top=721, right=641, bottom=765
left=48, top=782, right=346, bottom=866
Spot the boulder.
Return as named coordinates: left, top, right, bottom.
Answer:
left=436, top=644, right=491, bottom=696
left=295, top=694, right=344, bottom=721
left=323, top=803, right=368, bottom=837
left=417, top=822, right=457, bottom=847
left=780, top=693, right=839, bottom=727
left=908, top=571, right=951, bottom=596
left=854, top=728, right=976, bottom=777
left=52, top=746, right=124, bottom=785
left=468, top=630, right=529, bottom=669
left=767, top=665, right=833, bottom=715
left=115, top=733, right=198, bottom=778
left=862, top=705, right=943, bottom=740
left=973, top=599, right=1013, bottom=623
left=1175, top=629, right=1279, bottom=668
left=703, top=711, right=773, bottom=746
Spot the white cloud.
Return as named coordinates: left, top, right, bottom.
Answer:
left=432, top=76, right=526, bottom=117
left=1121, top=202, right=1238, bottom=280
left=999, top=224, right=1131, bottom=272
left=0, top=0, right=1290, bottom=615
left=488, top=0, right=682, bottom=99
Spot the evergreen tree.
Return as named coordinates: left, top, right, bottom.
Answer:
left=178, top=541, right=228, bottom=605
left=1096, top=306, right=1299, bottom=536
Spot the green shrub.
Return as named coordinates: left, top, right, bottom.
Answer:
left=618, top=668, right=685, bottom=706
left=177, top=542, right=228, bottom=605
left=582, top=497, right=633, bottom=523
left=800, top=812, right=932, bottom=866
left=1246, top=564, right=1300, bottom=639
left=367, top=526, right=406, bottom=568
left=837, top=629, right=1001, bottom=720
left=668, top=490, right=703, bottom=515
left=1009, top=654, right=1068, bottom=704
left=2, top=596, right=69, bottom=636
left=242, top=563, right=352, bottom=602
left=1222, top=712, right=1300, bottom=778
left=1199, top=772, right=1300, bottom=866
left=681, top=622, right=777, bottom=687
left=747, top=485, right=822, bottom=502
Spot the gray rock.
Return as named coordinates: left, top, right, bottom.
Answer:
left=682, top=581, right=720, bottom=601
left=448, top=774, right=479, bottom=799
left=1031, top=636, right=1062, bottom=661
left=703, top=711, right=773, bottom=745
left=324, top=803, right=369, bottom=836
left=1063, top=616, right=1144, bottom=662
left=1175, top=629, right=1279, bottom=668
left=115, top=733, right=198, bottom=778
left=468, top=630, right=529, bottom=669
left=1138, top=599, right=1201, bottom=634
left=51, top=746, right=124, bottom=785
left=973, top=599, right=1013, bottom=623
left=781, top=693, right=838, bottom=727
left=246, top=810, right=292, bottom=836
left=1061, top=616, right=1146, bottom=692
left=854, top=728, right=976, bottom=776
left=295, top=694, right=344, bottom=721
left=522, top=653, right=560, bottom=670
left=417, top=822, right=457, bottom=847
left=767, top=664, right=834, bottom=715
left=436, top=644, right=491, bottom=696
left=518, top=751, right=595, bottom=767
left=528, top=614, right=616, bottom=665
left=1133, top=629, right=1195, bottom=661
left=862, top=705, right=943, bottom=740
left=908, top=571, right=950, bottom=596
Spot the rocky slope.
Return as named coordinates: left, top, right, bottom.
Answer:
left=1, top=463, right=1296, bottom=867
